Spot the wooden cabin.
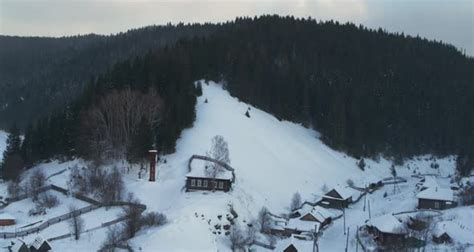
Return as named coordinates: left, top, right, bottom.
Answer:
left=275, top=235, right=312, bottom=252
left=433, top=232, right=452, bottom=244
left=0, top=213, right=16, bottom=226
left=365, top=214, right=407, bottom=246
left=185, top=155, right=234, bottom=192
left=416, top=187, right=456, bottom=210
left=321, top=186, right=353, bottom=208
left=9, top=240, right=29, bottom=252
left=29, top=237, right=51, bottom=252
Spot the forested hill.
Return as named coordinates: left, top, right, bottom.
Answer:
left=4, top=15, right=474, bottom=175
left=0, top=23, right=217, bottom=128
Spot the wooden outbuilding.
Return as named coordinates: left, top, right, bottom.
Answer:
left=321, top=186, right=353, bottom=208
left=185, top=155, right=235, bottom=192
left=365, top=214, right=407, bottom=246
left=432, top=232, right=452, bottom=244
left=29, top=237, right=51, bottom=252
left=0, top=212, right=16, bottom=226
left=9, top=240, right=29, bottom=252
left=416, top=187, right=456, bottom=210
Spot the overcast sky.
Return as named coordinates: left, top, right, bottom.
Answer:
left=1, top=0, right=473, bottom=55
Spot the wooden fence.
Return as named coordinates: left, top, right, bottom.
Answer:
left=0, top=184, right=146, bottom=240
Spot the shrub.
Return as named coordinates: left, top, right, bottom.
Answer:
left=141, top=212, right=167, bottom=227
left=37, top=192, right=59, bottom=209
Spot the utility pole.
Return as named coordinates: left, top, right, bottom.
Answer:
left=368, top=199, right=371, bottom=219
left=363, top=185, right=367, bottom=212
left=345, top=227, right=350, bottom=252
left=343, top=207, right=346, bottom=235
left=312, top=224, right=319, bottom=252
left=355, top=225, right=359, bottom=252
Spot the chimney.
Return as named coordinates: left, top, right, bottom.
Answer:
left=148, top=150, right=158, bottom=182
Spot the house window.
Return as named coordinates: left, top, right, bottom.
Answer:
left=197, top=179, right=202, bottom=187
left=203, top=180, right=208, bottom=188
left=190, top=179, right=196, bottom=187
left=434, top=201, right=440, bottom=209
left=218, top=181, right=224, bottom=189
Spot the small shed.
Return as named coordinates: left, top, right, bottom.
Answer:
left=185, top=155, right=235, bottom=192
left=29, top=236, right=52, bottom=252
left=321, top=186, right=353, bottom=208
left=297, top=206, right=338, bottom=228
left=365, top=214, right=407, bottom=245
left=275, top=235, right=313, bottom=252
left=9, top=240, right=29, bottom=252
left=416, top=187, right=456, bottom=210
left=0, top=212, right=16, bottom=226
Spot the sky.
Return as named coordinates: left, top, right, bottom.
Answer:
left=1, top=0, right=473, bottom=55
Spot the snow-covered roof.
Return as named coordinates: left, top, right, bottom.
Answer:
left=433, top=221, right=473, bottom=244
left=0, top=212, right=15, bottom=220
left=286, top=218, right=320, bottom=233
left=366, top=214, right=406, bottom=234
left=416, top=187, right=454, bottom=201
left=274, top=235, right=313, bottom=251
left=10, top=239, right=27, bottom=252
left=186, top=158, right=233, bottom=180
left=324, top=185, right=353, bottom=200
left=307, top=206, right=338, bottom=223
left=30, top=236, right=50, bottom=250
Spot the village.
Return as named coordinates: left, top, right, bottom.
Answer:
left=0, top=82, right=473, bottom=251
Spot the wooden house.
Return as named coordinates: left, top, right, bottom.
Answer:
left=432, top=232, right=452, bottom=244
left=0, top=212, right=16, bottom=226
left=321, top=186, right=353, bottom=208
left=9, top=240, right=29, bottom=252
left=185, top=155, right=234, bottom=192
left=29, top=237, right=51, bottom=252
left=416, top=187, right=456, bottom=210
left=365, top=214, right=407, bottom=246
left=275, top=235, right=312, bottom=252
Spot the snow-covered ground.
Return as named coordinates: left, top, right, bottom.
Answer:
left=0, top=82, right=471, bottom=251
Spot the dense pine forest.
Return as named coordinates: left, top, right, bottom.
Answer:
left=1, top=16, right=473, bottom=177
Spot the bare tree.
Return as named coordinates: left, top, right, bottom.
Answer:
left=229, top=225, right=252, bottom=252
left=122, top=193, right=143, bottom=239
left=100, top=225, right=124, bottom=252
left=7, top=179, right=22, bottom=198
left=290, top=192, right=302, bottom=211
left=206, top=135, right=230, bottom=177
left=257, top=207, right=272, bottom=233
left=29, top=170, right=46, bottom=201
left=79, top=88, right=163, bottom=162
left=69, top=205, right=85, bottom=240
left=99, top=166, right=124, bottom=202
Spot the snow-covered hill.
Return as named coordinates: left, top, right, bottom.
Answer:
left=0, top=82, right=467, bottom=251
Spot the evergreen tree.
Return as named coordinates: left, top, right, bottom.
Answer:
left=1, top=126, right=24, bottom=180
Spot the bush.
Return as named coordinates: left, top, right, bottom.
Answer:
left=460, top=185, right=474, bottom=205
left=357, top=158, right=366, bottom=171
left=37, top=192, right=59, bottom=209
left=29, top=170, right=46, bottom=200
left=7, top=180, right=22, bottom=198
left=141, top=212, right=167, bottom=227
left=346, top=179, right=354, bottom=187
